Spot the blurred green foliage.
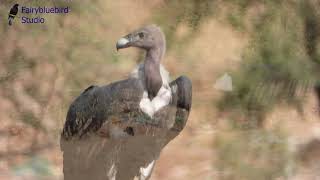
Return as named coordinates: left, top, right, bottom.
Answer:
left=214, top=127, right=293, bottom=180
left=153, top=0, right=215, bottom=49
left=218, top=0, right=320, bottom=126
left=213, top=2, right=319, bottom=177
left=12, top=156, right=53, bottom=177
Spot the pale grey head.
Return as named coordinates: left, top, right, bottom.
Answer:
left=116, top=25, right=165, bottom=54
left=116, top=25, right=166, bottom=99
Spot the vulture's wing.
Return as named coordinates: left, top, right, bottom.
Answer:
left=170, top=75, right=192, bottom=131
left=61, top=78, right=144, bottom=140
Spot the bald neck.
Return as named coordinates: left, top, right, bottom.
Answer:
left=144, top=46, right=165, bottom=99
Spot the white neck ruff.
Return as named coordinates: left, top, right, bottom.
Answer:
left=130, top=63, right=172, bottom=118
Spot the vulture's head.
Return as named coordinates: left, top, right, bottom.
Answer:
left=116, top=25, right=165, bottom=51
left=14, top=4, right=19, bottom=7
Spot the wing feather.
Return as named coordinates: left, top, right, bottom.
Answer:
left=61, top=78, right=144, bottom=139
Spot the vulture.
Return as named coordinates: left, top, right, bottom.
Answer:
left=60, top=25, right=192, bottom=180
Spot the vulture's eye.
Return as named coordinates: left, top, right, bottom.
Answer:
left=138, top=32, right=144, bottom=38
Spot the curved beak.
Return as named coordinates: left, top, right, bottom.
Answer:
left=116, top=37, right=130, bottom=51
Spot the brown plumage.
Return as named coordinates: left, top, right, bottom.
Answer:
left=61, top=25, right=192, bottom=180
